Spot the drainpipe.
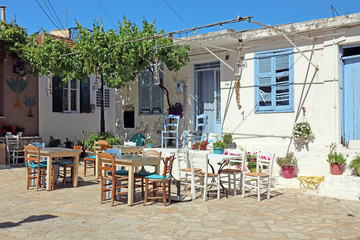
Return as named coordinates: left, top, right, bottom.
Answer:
left=0, top=6, right=6, bottom=22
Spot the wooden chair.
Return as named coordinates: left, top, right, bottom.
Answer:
left=182, top=114, right=208, bottom=148
left=161, top=115, right=180, bottom=148
left=98, top=152, right=128, bottom=206
left=143, top=154, right=175, bottom=207
left=6, top=135, right=25, bottom=165
left=219, top=149, right=245, bottom=196
left=134, top=150, right=162, bottom=197
left=242, top=151, right=275, bottom=201
left=24, top=145, right=56, bottom=191
left=177, top=148, right=201, bottom=194
left=84, top=140, right=108, bottom=177
left=58, top=145, right=82, bottom=186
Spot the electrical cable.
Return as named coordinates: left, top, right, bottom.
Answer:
left=47, top=0, right=66, bottom=30
left=35, top=0, right=62, bottom=30
left=42, top=0, right=62, bottom=29
left=160, top=0, right=190, bottom=28
left=96, top=0, right=117, bottom=29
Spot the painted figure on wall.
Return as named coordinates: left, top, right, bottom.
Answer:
left=6, top=77, right=28, bottom=107
left=23, top=96, right=37, bottom=117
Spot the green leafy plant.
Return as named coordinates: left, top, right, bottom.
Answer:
left=84, top=132, right=119, bottom=151
left=223, top=134, right=233, bottom=145
left=213, top=140, right=226, bottom=150
left=348, top=156, right=360, bottom=170
left=145, top=138, right=155, bottom=144
left=276, top=152, right=298, bottom=167
left=327, top=152, right=347, bottom=165
left=293, top=122, right=313, bottom=140
left=48, top=136, right=61, bottom=147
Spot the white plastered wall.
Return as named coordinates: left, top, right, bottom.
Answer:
left=38, top=74, right=116, bottom=145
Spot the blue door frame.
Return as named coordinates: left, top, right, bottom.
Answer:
left=341, top=46, right=360, bottom=146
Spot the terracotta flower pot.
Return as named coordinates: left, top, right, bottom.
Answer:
left=330, top=163, right=343, bottom=175
left=281, top=166, right=296, bottom=178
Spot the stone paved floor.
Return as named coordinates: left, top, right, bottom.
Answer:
left=1, top=165, right=360, bottom=240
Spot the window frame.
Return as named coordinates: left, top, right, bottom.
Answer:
left=62, top=79, right=80, bottom=113
left=96, top=88, right=111, bottom=108
left=138, top=65, right=164, bottom=115
left=254, top=48, right=294, bottom=113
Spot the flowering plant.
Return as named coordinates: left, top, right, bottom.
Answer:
left=246, top=152, right=257, bottom=171
left=293, top=122, right=313, bottom=140
left=145, top=138, right=155, bottom=144
left=167, top=102, right=183, bottom=118
left=2, top=124, right=25, bottom=135
left=192, top=140, right=209, bottom=150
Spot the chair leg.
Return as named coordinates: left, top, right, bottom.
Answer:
left=233, top=173, right=237, bottom=196
left=217, top=176, right=220, bottom=199
left=100, top=178, right=104, bottom=203
left=162, top=181, right=166, bottom=206
left=242, top=176, right=245, bottom=198
left=168, top=180, right=171, bottom=205
left=52, top=166, right=56, bottom=190
left=143, top=179, right=149, bottom=206
left=63, top=166, right=67, bottom=187
left=111, top=180, right=116, bottom=207
left=267, top=182, right=271, bottom=199
left=257, top=177, right=261, bottom=201
left=84, top=160, right=86, bottom=177
left=26, top=167, right=30, bottom=190
left=36, top=169, right=41, bottom=191
left=141, top=178, right=144, bottom=198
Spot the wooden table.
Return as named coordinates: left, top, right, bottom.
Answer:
left=26, top=147, right=82, bottom=191
left=101, top=154, right=161, bottom=206
left=94, top=146, right=142, bottom=179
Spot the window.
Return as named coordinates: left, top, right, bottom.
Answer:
left=138, top=65, right=163, bottom=115
left=63, top=79, right=79, bottom=112
left=254, top=48, right=294, bottom=113
left=96, top=89, right=110, bottom=108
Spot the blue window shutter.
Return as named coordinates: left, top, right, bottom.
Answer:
left=255, top=48, right=294, bottom=113
left=52, top=75, right=63, bottom=112
left=80, top=77, right=91, bottom=113
left=138, top=69, right=151, bottom=114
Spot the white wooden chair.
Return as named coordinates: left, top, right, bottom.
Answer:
left=190, top=151, right=220, bottom=201
left=5, top=134, right=24, bottom=165
left=242, top=151, right=275, bottom=201
left=219, top=149, right=245, bottom=196
left=177, top=148, right=200, bottom=194
left=161, top=115, right=180, bottom=148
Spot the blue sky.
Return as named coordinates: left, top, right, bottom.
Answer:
left=2, top=0, right=360, bottom=35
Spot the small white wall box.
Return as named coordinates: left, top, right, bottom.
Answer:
left=177, top=81, right=185, bottom=94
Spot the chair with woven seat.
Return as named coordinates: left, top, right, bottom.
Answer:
left=143, top=154, right=175, bottom=206
left=182, top=114, right=207, bottom=148
left=219, top=149, right=245, bottom=196
left=190, top=151, right=220, bottom=201
left=242, top=151, right=275, bottom=201
left=84, top=140, right=109, bottom=177
left=24, top=145, right=56, bottom=191
left=134, top=150, right=162, bottom=197
left=161, top=115, right=180, bottom=148
left=6, top=134, right=25, bottom=165
left=98, top=152, right=129, bottom=206
left=58, top=145, right=82, bottom=186
left=177, top=148, right=202, bottom=194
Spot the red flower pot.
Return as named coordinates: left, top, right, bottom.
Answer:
left=330, top=163, right=343, bottom=175
left=281, top=166, right=296, bottom=178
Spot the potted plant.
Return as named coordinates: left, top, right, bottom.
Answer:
left=213, top=140, right=226, bottom=154
left=223, top=134, right=233, bottom=148
left=192, top=140, right=209, bottom=150
left=246, top=152, right=258, bottom=172
left=64, top=138, right=73, bottom=148
left=145, top=138, right=155, bottom=148
left=48, top=136, right=61, bottom=147
left=327, top=152, right=347, bottom=175
left=293, top=122, right=313, bottom=140
left=348, top=156, right=360, bottom=176
left=276, top=152, right=298, bottom=178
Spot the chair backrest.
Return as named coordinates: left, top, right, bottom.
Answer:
left=256, top=152, right=275, bottom=175
left=73, top=145, right=83, bottom=150
left=94, top=140, right=109, bottom=146
left=101, top=144, right=112, bottom=151
left=143, top=150, right=162, bottom=157
left=31, top=142, right=45, bottom=148
left=24, top=145, right=41, bottom=167
left=98, top=152, right=116, bottom=178
left=121, top=147, right=141, bottom=155
left=190, top=151, right=209, bottom=175
left=162, top=154, right=175, bottom=178
left=163, top=115, right=180, bottom=132
left=195, top=114, right=208, bottom=140
left=226, top=149, right=246, bottom=170
left=6, top=135, right=20, bottom=149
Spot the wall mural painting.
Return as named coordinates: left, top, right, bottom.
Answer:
left=6, top=77, right=28, bottom=107
left=23, top=96, right=37, bottom=117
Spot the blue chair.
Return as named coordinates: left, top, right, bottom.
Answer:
left=182, top=114, right=208, bottom=148
left=143, top=154, right=175, bottom=206
left=58, top=145, right=82, bottom=186
left=161, top=115, right=180, bottom=148
left=84, top=140, right=109, bottom=177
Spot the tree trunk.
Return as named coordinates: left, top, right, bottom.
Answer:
left=100, top=75, right=105, bottom=133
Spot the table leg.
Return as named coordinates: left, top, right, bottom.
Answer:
left=46, top=156, right=52, bottom=191
left=73, top=154, right=79, bottom=187
left=128, top=166, right=134, bottom=206
left=95, top=152, right=99, bottom=179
